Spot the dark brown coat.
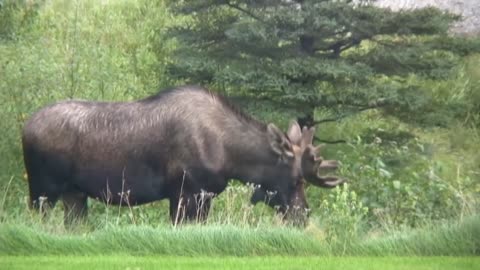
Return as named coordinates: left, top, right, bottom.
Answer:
left=23, top=85, right=311, bottom=225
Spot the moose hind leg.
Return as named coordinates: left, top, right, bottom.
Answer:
left=62, top=191, right=88, bottom=227
left=28, top=177, right=62, bottom=219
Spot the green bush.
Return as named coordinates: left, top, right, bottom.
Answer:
left=335, top=128, right=476, bottom=227
left=317, top=183, right=368, bottom=245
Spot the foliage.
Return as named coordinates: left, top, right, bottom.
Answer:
left=317, top=184, right=368, bottom=245
left=340, top=139, right=460, bottom=226
left=0, top=0, right=40, bottom=40
left=305, top=111, right=480, bottom=228
left=165, top=0, right=480, bottom=126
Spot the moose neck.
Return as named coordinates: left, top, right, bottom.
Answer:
left=224, top=127, right=282, bottom=187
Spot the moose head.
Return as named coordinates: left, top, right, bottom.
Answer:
left=251, top=121, right=346, bottom=226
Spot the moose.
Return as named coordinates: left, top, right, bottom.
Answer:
left=22, top=85, right=345, bottom=227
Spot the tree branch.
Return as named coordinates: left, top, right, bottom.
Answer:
left=314, top=136, right=347, bottom=144
left=225, top=2, right=267, bottom=24
left=315, top=36, right=365, bottom=57
left=311, top=99, right=387, bottom=126
left=313, top=117, right=341, bottom=125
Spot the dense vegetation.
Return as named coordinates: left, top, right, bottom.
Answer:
left=167, top=0, right=480, bottom=127
left=0, top=0, right=479, bottom=256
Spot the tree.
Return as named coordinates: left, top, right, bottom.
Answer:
left=165, top=0, right=480, bottom=129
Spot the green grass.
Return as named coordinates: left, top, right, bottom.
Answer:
left=0, top=215, right=478, bottom=257
left=0, top=225, right=327, bottom=256
left=342, top=214, right=480, bottom=256
left=1, top=256, right=478, bottom=270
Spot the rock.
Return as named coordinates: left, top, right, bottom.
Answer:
left=373, top=0, right=480, bottom=36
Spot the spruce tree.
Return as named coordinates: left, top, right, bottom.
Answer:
left=165, top=0, right=480, bottom=127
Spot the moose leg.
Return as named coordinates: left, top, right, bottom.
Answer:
left=28, top=176, right=62, bottom=219
left=62, top=191, right=88, bottom=227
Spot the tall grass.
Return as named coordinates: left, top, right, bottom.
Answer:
left=345, top=214, right=480, bottom=256
left=1, top=175, right=477, bottom=257
left=0, top=215, right=478, bottom=256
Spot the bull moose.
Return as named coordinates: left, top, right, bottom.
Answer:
left=22, top=85, right=345, bottom=226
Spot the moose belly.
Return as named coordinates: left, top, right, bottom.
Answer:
left=71, top=163, right=167, bottom=205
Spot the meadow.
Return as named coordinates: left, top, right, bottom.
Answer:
left=0, top=0, right=479, bottom=268
left=2, top=256, right=479, bottom=270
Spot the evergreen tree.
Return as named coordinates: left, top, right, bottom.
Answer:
left=165, top=0, right=480, bottom=127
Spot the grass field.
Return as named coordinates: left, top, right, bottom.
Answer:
left=1, top=256, right=478, bottom=270
left=0, top=216, right=478, bottom=270
left=0, top=215, right=478, bottom=257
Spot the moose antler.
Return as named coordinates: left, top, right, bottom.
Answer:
left=300, top=126, right=346, bottom=188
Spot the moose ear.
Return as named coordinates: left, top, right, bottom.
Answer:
left=267, top=123, right=293, bottom=158
left=287, top=120, right=302, bottom=146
